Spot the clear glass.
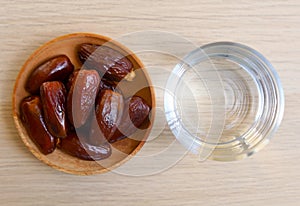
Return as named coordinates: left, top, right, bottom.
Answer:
left=165, top=42, right=285, bottom=161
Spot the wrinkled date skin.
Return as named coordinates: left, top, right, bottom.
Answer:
left=109, top=96, right=151, bottom=143
left=40, top=81, right=67, bottom=138
left=95, top=90, right=124, bottom=141
left=59, top=132, right=111, bottom=161
left=26, top=55, right=74, bottom=94
left=99, top=79, right=117, bottom=92
left=20, top=96, right=57, bottom=155
left=67, top=69, right=100, bottom=128
left=78, top=44, right=135, bottom=82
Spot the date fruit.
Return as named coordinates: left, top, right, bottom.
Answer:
left=20, top=96, right=57, bottom=155
left=109, top=96, right=150, bottom=143
left=26, top=55, right=74, bottom=94
left=95, top=90, right=124, bottom=140
left=67, top=70, right=100, bottom=128
left=40, top=81, right=67, bottom=138
left=99, top=79, right=117, bottom=92
left=59, top=132, right=111, bottom=161
left=67, top=70, right=115, bottom=92
left=66, top=70, right=79, bottom=91
left=78, top=43, right=135, bottom=82
left=88, top=116, right=106, bottom=146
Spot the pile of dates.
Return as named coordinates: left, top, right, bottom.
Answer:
left=20, top=44, right=151, bottom=161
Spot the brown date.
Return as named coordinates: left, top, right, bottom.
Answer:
left=78, top=43, right=135, bottom=82
left=66, top=70, right=79, bottom=91
left=88, top=116, right=106, bottom=146
left=95, top=90, right=124, bottom=140
left=59, top=132, right=111, bottom=161
left=26, top=55, right=74, bottom=94
left=20, top=96, right=57, bottom=155
left=67, top=69, right=100, bottom=128
left=40, top=81, right=67, bottom=138
left=99, top=78, right=117, bottom=92
left=109, top=96, right=150, bottom=143
left=67, top=70, right=116, bottom=92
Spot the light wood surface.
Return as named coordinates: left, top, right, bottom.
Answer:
left=1, top=0, right=300, bottom=205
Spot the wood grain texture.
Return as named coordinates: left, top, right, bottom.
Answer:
left=1, top=0, right=299, bottom=205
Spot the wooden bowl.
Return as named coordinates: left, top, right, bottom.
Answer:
left=12, top=33, right=155, bottom=175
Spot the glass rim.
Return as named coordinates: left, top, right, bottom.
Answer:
left=164, top=41, right=285, bottom=161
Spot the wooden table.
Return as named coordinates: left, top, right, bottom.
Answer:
left=1, top=0, right=299, bottom=205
